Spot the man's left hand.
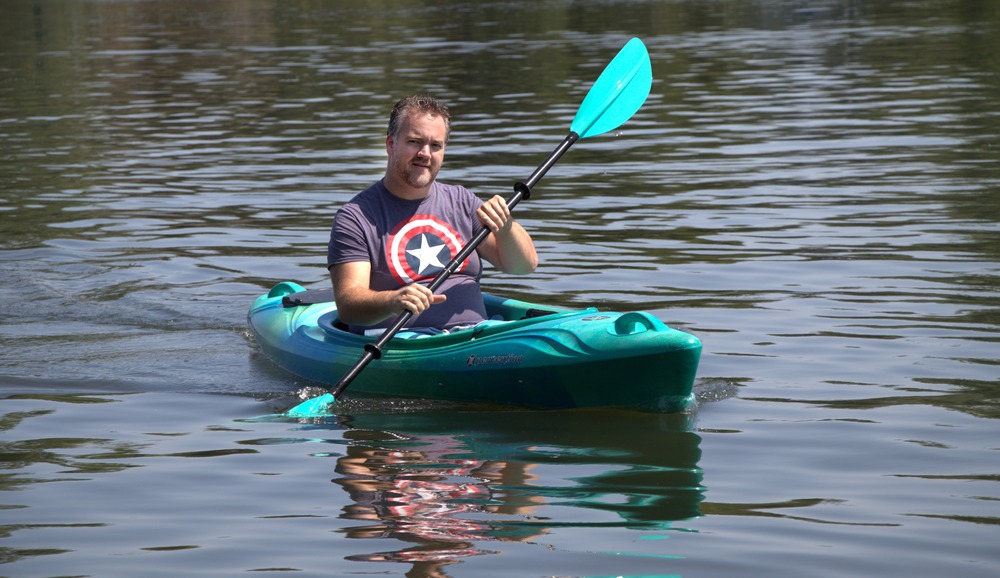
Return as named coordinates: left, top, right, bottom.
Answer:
left=476, top=195, right=514, bottom=235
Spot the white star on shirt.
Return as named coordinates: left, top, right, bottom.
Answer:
left=406, top=233, right=447, bottom=275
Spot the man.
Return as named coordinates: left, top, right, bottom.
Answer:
left=327, top=95, right=538, bottom=334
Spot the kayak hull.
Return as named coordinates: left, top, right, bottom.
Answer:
left=247, top=282, right=701, bottom=412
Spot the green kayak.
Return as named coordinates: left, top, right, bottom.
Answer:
left=248, top=282, right=701, bottom=412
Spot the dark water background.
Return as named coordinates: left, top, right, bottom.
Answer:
left=2, top=1, right=998, bottom=576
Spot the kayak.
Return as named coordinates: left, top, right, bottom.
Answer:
left=247, top=281, right=702, bottom=412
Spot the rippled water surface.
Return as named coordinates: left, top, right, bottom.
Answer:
left=2, top=1, right=998, bottom=576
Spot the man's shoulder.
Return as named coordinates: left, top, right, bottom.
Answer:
left=336, top=181, right=389, bottom=219
left=348, top=180, right=386, bottom=204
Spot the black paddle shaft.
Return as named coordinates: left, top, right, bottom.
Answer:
left=328, top=132, right=581, bottom=398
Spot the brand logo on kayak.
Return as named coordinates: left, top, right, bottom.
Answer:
left=466, top=353, right=523, bottom=367
left=581, top=315, right=611, bottom=321
left=387, top=214, right=467, bottom=284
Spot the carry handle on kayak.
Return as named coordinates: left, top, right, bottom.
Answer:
left=285, top=37, right=652, bottom=417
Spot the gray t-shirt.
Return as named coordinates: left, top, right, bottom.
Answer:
left=327, top=179, right=488, bottom=333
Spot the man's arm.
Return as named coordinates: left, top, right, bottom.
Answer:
left=330, top=261, right=446, bottom=326
left=476, top=195, right=538, bottom=275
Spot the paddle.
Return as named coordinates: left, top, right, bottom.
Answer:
left=285, top=37, right=652, bottom=418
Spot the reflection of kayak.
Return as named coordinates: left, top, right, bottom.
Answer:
left=247, top=282, right=701, bottom=412
left=334, top=408, right=704, bottom=538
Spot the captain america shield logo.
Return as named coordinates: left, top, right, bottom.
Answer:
left=387, top=214, right=467, bottom=284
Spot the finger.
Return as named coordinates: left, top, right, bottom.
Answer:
left=397, top=287, right=421, bottom=314
left=479, top=203, right=504, bottom=232
left=400, top=284, right=440, bottom=314
left=476, top=206, right=494, bottom=232
left=488, top=196, right=511, bottom=229
left=492, top=195, right=510, bottom=218
left=399, top=293, right=419, bottom=315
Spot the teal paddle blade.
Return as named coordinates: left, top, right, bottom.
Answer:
left=285, top=392, right=336, bottom=418
left=571, top=37, right=652, bottom=140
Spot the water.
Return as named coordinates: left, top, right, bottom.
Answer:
left=2, top=0, right=998, bottom=576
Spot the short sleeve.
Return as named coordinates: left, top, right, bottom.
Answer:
left=327, top=204, right=371, bottom=269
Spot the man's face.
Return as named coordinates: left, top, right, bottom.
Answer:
left=386, top=111, right=448, bottom=194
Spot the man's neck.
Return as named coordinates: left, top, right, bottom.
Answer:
left=382, top=176, right=431, bottom=201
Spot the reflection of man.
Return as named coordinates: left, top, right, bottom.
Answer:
left=327, top=95, right=538, bottom=335
left=334, top=436, right=544, bottom=572
left=331, top=412, right=704, bottom=575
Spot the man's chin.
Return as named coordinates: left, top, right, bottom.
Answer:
left=406, top=171, right=436, bottom=189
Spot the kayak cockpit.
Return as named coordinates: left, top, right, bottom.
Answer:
left=313, top=301, right=596, bottom=349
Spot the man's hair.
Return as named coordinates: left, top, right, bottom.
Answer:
left=387, top=95, right=451, bottom=139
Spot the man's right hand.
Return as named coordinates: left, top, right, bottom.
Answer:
left=331, top=262, right=446, bottom=326
left=392, top=283, right=447, bottom=316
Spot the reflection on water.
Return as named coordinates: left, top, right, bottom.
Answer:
left=1, top=394, right=702, bottom=575
left=327, top=409, right=702, bottom=574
